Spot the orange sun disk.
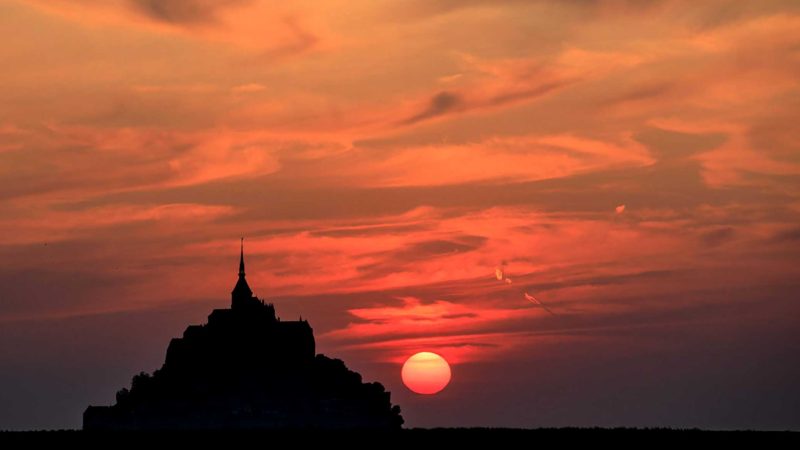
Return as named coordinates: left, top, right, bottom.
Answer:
left=401, top=352, right=452, bottom=395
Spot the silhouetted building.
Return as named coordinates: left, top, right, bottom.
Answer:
left=83, top=240, right=403, bottom=430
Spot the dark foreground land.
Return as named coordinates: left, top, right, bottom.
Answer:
left=1, top=428, right=796, bottom=447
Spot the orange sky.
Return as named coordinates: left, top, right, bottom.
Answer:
left=1, top=0, right=799, bottom=430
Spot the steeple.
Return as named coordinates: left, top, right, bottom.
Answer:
left=239, top=237, right=245, bottom=277
left=231, top=237, right=254, bottom=308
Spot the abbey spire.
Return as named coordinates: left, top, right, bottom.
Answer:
left=231, top=237, right=254, bottom=309
left=238, top=237, right=246, bottom=277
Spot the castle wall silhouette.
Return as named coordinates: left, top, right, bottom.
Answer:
left=83, top=241, right=403, bottom=430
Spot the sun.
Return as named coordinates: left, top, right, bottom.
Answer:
left=401, top=352, right=452, bottom=395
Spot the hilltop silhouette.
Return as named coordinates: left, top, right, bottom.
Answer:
left=83, top=240, right=403, bottom=430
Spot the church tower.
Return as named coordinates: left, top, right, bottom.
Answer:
left=231, top=238, right=257, bottom=309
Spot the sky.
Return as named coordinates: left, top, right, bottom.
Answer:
left=1, top=0, right=799, bottom=430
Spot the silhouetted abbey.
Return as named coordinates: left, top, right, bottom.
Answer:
left=83, top=241, right=403, bottom=430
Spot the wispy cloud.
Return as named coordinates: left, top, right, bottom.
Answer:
left=128, top=0, right=252, bottom=25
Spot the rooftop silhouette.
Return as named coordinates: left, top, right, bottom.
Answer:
left=83, top=240, right=403, bottom=430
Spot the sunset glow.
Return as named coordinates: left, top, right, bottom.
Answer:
left=1, top=0, right=799, bottom=431
left=402, top=352, right=452, bottom=395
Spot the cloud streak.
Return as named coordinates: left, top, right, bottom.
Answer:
left=129, top=0, right=252, bottom=25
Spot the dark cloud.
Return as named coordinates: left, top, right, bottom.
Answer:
left=484, top=79, right=573, bottom=107
left=511, top=223, right=560, bottom=234
left=129, top=0, right=251, bottom=25
left=309, top=222, right=435, bottom=238
left=600, top=82, right=674, bottom=106
left=635, top=127, right=727, bottom=162
left=400, top=91, right=463, bottom=125
left=700, top=227, right=736, bottom=248
left=384, top=0, right=669, bottom=22
left=383, top=0, right=532, bottom=21
left=404, top=236, right=487, bottom=257
left=770, top=226, right=800, bottom=243
left=399, top=80, right=574, bottom=126
left=440, top=312, right=479, bottom=320
left=545, top=269, right=678, bottom=290
left=431, top=341, right=497, bottom=348
left=356, top=235, right=488, bottom=279
left=258, top=17, right=320, bottom=59
left=689, top=1, right=800, bottom=30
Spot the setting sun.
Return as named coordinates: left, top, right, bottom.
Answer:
left=401, top=352, right=452, bottom=395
